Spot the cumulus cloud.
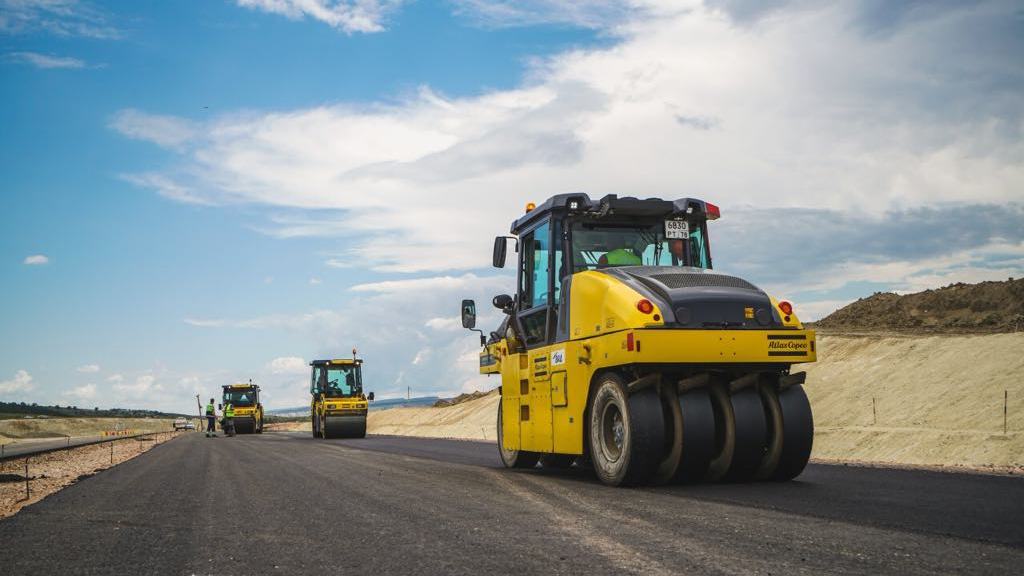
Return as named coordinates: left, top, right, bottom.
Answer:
left=110, top=110, right=198, bottom=150
left=268, top=356, right=308, bottom=374
left=23, top=254, right=49, bottom=265
left=119, top=173, right=213, bottom=206
left=0, top=370, right=34, bottom=396
left=115, top=1, right=1023, bottom=278
left=114, top=374, right=156, bottom=397
left=64, top=383, right=97, bottom=401
left=6, top=51, right=86, bottom=69
left=450, top=0, right=635, bottom=29
left=106, top=373, right=124, bottom=383
left=235, top=0, right=402, bottom=33
left=0, top=0, right=119, bottom=38
left=76, top=364, right=100, bottom=373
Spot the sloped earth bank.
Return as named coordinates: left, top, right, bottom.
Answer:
left=0, top=418, right=178, bottom=443
left=369, top=333, right=1024, bottom=472
left=0, top=431, right=187, bottom=518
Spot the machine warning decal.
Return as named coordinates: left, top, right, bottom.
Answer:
left=551, top=349, right=566, bottom=366
left=665, top=219, right=689, bottom=239
left=766, top=334, right=809, bottom=356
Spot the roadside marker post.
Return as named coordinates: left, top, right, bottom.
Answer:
left=110, top=441, right=114, bottom=465
left=24, top=457, right=30, bottom=500
left=872, top=397, right=877, bottom=426
left=1005, top=390, right=1008, bottom=436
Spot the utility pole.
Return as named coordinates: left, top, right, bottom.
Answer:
left=407, top=386, right=411, bottom=401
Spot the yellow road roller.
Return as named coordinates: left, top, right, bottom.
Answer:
left=310, top=354, right=374, bottom=439
left=462, top=194, right=816, bottom=486
left=221, top=382, right=263, bottom=434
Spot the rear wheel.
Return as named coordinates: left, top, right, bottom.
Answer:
left=772, top=384, right=814, bottom=481
left=497, top=402, right=539, bottom=469
left=673, top=387, right=716, bottom=483
left=652, top=383, right=683, bottom=485
left=724, top=387, right=768, bottom=481
left=588, top=373, right=665, bottom=486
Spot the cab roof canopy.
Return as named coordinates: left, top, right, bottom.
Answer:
left=224, top=383, right=259, bottom=389
left=511, top=193, right=717, bottom=235
left=310, top=359, right=363, bottom=366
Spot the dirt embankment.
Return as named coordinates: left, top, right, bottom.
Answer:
left=0, top=418, right=179, bottom=443
left=0, top=431, right=187, bottom=519
left=813, top=278, right=1024, bottom=333
left=368, top=333, right=1024, bottom=472
left=369, top=390, right=500, bottom=441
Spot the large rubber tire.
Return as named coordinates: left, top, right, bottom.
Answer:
left=311, top=414, right=319, bottom=438
left=673, top=388, right=716, bottom=483
left=652, top=383, right=683, bottom=485
left=497, top=402, right=540, bottom=469
left=588, top=374, right=665, bottom=487
left=754, top=385, right=785, bottom=480
left=772, top=384, right=814, bottom=481
left=704, top=384, right=735, bottom=482
left=724, top=387, right=768, bottom=481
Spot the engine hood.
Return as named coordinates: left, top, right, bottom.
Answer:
left=601, top=266, right=781, bottom=329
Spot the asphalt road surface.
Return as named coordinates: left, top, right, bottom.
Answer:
left=1, top=432, right=1022, bottom=575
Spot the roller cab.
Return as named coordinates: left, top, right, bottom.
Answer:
left=310, top=356, right=373, bottom=439
left=222, top=382, right=263, bottom=434
left=463, top=193, right=817, bottom=486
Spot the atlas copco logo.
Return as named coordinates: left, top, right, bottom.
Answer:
left=768, top=340, right=808, bottom=350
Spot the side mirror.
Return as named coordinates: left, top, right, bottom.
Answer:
left=367, top=392, right=375, bottom=402
left=492, top=294, right=513, bottom=313
left=492, top=236, right=507, bottom=268
left=461, top=299, right=477, bottom=329
left=217, top=404, right=222, bottom=410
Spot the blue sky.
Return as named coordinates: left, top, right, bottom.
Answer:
left=1, top=1, right=1022, bottom=413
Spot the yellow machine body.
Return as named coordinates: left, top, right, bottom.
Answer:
left=487, top=270, right=815, bottom=454
left=310, top=358, right=369, bottom=439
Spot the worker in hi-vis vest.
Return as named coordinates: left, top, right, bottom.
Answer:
left=223, top=402, right=235, bottom=437
left=205, top=399, right=216, bottom=437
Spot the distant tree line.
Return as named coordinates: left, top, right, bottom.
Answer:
left=0, top=401, right=189, bottom=419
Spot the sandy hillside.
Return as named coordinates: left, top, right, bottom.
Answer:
left=0, top=418, right=180, bottom=443
left=368, top=332, right=1024, bottom=471
left=369, top=390, right=501, bottom=441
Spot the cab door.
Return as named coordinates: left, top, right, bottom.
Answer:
left=515, top=220, right=556, bottom=453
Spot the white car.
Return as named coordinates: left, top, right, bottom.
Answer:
left=173, top=417, right=189, bottom=430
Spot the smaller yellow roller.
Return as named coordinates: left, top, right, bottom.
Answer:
left=310, top=351, right=374, bottom=439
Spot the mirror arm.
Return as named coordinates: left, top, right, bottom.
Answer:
left=469, top=328, right=486, bottom=347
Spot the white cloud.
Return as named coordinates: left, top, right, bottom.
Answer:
left=76, top=364, right=100, bottom=373
left=106, top=373, right=124, bottom=383
left=450, top=0, right=634, bottom=29
left=110, top=109, right=198, bottom=150
left=23, top=254, right=49, bottom=265
left=120, top=173, right=213, bottom=206
left=425, top=316, right=462, bottom=331
left=114, top=374, right=156, bottom=397
left=0, top=0, right=119, bottom=38
left=235, top=0, right=402, bottom=33
left=268, top=356, right=308, bottom=375
left=0, top=370, right=34, bottom=396
left=309, top=277, right=322, bottom=285
left=63, top=383, right=97, bottom=401
left=351, top=274, right=508, bottom=294
left=7, top=51, right=86, bottom=69
left=115, top=1, right=1024, bottom=277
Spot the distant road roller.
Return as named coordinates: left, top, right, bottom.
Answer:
left=462, top=194, right=816, bottom=486
left=221, top=382, right=263, bottom=434
left=310, top=354, right=374, bottom=439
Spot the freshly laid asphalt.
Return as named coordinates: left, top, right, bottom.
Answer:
left=1, top=432, right=1022, bottom=575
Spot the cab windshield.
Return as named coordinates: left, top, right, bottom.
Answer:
left=223, top=389, right=255, bottom=407
left=570, top=221, right=710, bottom=271
left=320, top=365, right=362, bottom=398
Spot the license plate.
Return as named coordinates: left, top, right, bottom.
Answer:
left=665, top=220, right=689, bottom=239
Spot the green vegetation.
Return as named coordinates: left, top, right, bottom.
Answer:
left=0, top=402, right=188, bottom=420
